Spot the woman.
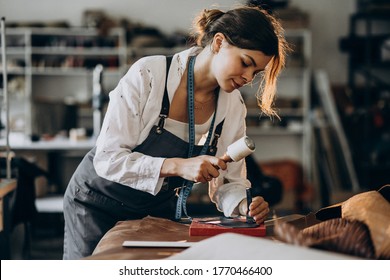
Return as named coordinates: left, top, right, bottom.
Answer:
left=63, top=5, right=288, bottom=259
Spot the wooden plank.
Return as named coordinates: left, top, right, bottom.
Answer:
left=0, top=179, right=17, bottom=198
left=0, top=179, right=16, bottom=232
left=314, top=70, right=359, bottom=192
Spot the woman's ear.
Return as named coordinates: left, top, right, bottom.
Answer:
left=212, top=32, right=226, bottom=53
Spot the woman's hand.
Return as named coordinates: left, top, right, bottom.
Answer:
left=249, top=196, right=269, bottom=224
left=239, top=196, right=269, bottom=224
left=161, top=155, right=227, bottom=183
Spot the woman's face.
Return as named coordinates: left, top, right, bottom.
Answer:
left=211, top=35, right=272, bottom=93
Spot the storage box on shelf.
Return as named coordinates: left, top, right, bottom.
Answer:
left=127, top=46, right=187, bottom=65
left=0, top=29, right=30, bottom=136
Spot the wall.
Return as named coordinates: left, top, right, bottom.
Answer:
left=1, top=0, right=240, bottom=33
left=290, top=0, right=356, bottom=84
left=0, top=0, right=356, bottom=84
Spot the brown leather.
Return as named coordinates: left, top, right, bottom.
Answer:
left=315, top=185, right=390, bottom=259
left=274, top=217, right=376, bottom=259
left=86, top=216, right=206, bottom=260
left=341, top=187, right=390, bottom=259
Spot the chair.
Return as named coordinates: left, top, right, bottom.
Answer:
left=1, top=156, right=54, bottom=259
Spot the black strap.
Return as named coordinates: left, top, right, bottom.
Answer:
left=156, top=56, right=173, bottom=133
left=209, top=119, right=225, bottom=155
left=160, top=56, right=172, bottom=116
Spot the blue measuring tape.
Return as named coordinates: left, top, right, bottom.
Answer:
left=175, top=55, right=217, bottom=221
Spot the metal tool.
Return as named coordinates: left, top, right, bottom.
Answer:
left=246, top=187, right=255, bottom=224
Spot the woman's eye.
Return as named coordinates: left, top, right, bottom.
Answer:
left=241, top=61, right=249, bottom=67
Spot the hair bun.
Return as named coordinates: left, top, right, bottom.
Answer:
left=192, top=9, right=224, bottom=46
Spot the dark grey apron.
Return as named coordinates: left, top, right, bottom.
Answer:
left=63, top=56, right=224, bottom=259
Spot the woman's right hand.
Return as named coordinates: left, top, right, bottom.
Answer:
left=161, top=155, right=227, bottom=183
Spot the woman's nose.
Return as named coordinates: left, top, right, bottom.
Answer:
left=242, top=70, right=254, bottom=84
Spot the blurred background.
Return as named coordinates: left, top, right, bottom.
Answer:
left=0, top=0, right=389, bottom=259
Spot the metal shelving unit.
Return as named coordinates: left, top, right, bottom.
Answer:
left=340, top=9, right=390, bottom=189
left=0, top=27, right=127, bottom=137
left=0, top=18, right=12, bottom=179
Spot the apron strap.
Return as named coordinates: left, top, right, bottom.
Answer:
left=209, top=119, right=225, bottom=155
left=156, top=56, right=173, bottom=134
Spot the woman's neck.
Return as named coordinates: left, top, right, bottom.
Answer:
left=193, top=48, right=219, bottom=100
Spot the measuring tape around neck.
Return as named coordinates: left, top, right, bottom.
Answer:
left=175, top=55, right=217, bottom=221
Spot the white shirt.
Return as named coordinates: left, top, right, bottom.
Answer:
left=94, top=47, right=250, bottom=216
left=165, top=116, right=213, bottom=143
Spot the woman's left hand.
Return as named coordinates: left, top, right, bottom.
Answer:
left=248, top=196, right=269, bottom=224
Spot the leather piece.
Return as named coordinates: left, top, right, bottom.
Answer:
left=341, top=188, right=390, bottom=259
left=87, top=216, right=206, bottom=260
left=274, top=217, right=375, bottom=259
left=308, top=185, right=390, bottom=259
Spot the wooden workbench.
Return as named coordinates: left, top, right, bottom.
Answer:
left=0, top=179, right=17, bottom=232
left=85, top=214, right=308, bottom=260
left=0, top=179, right=17, bottom=259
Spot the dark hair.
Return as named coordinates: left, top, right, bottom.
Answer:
left=192, top=6, right=289, bottom=116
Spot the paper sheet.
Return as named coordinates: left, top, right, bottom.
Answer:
left=122, top=241, right=196, bottom=248
left=168, top=233, right=359, bottom=260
